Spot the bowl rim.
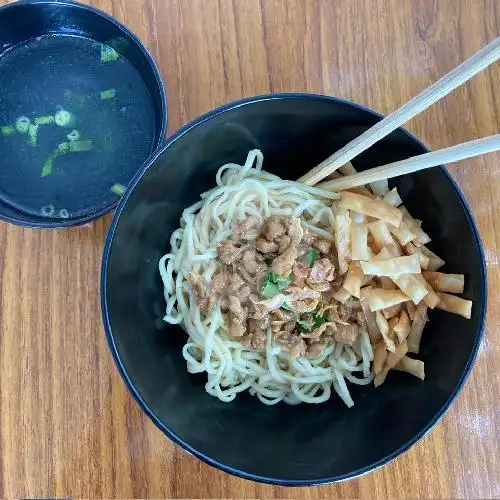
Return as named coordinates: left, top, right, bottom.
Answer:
left=101, top=92, right=487, bottom=486
left=0, top=0, right=168, bottom=229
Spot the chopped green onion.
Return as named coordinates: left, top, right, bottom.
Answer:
left=298, top=319, right=312, bottom=333
left=101, top=44, right=119, bottom=63
left=15, top=116, right=30, bottom=134
left=28, top=124, right=38, bottom=146
left=304, top=248, right=320, bottom=267
left=298, top=312, right=333, bottom=334
left=55, top=109, right=75, bottom=127
left=56, top=142, right=70, bottom=154
left=41, top=204, right=55, bottom=216
left=59, top=209, right=69, bottom=219
left=1, top=125, right=16, bottom=137
left=69, top=139, right=93, bottom=153
left=66, top=129, right=81, bottom=142
left=261, top=271, right=294, bottom=298
left=35, top=115, right=55, bottom=126
left=100, top=88, right=116, bottom=100
left=111, top=183, right=126, bottom=196
left=41, top=156, right=54, bottom=178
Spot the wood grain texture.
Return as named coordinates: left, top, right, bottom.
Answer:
left=0, top=0, right=499, bottom=497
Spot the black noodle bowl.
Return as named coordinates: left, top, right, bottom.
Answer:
left=102, top=94, right=486, bottom=485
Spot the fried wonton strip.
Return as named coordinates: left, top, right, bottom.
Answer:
left=413, top=274, right=441, bottom=309
left=368, top=220, right=396, bottom=251
left=422, top=271, right=465, bottom=294
left=400, top=207, right=431, bottom=245
left=346, top=187, right=375, bottom=198
left=339, top=191, right=403, bottom=227
left=391, top=273, right=428, bottom=305
left=394, top=356, right=425, bottom=380
left=407, top=302, right=428, bottom=354
left=339, top=161, right=357, bottom=176
left=334, top=208, right=351, bottom=274
left=405, top=242, right=430, bottom=269
left=373, top=343, right=388, bottom=375
left=362, top=287, right=410, bottom=312
left=393, top=310, right=411, bottom=343
left=374, top=340, right=408, bottom=387
left=383, top=188, right=403, bottom=207
left=406, top=301, right=416, bottom=320
left=360, top=255, right=421, bottom=277
left=435, top=292, right=472, bottom=319
left=388, top=221, right=416, bottom=246
left=343, top=261, right=364, bottom=298
left=360, top=297, right=381, bottom=343
left=375, top=311, right=396, bottom=353
left=333, top=286, right=352, bottom=304
left=350, top=212, right=369, bottom=261
left=382, top=303, right=402, bottom=320
left=419, top=244, right=445, bottom=271
left=378, top=276, right=396, bottom=290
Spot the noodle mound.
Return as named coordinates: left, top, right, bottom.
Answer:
left=159, top=150, right=373, bottom=406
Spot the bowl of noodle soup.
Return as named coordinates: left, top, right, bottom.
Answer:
left=101, top=94, right=486, bottom=484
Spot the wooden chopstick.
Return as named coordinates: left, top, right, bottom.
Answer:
left=298, top=37, right=500, bottom=186
left=315, top=135, right=500, bottom=191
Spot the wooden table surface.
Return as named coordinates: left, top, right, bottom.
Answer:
left=0, top=0, right=499, bottom=497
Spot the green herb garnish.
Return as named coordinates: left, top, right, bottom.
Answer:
left=1, top=125, right=15, bottom=137
left=304, top=248, right=320, bottom=267
left=111, top=183, right=126, bottom=196
left=100, top=88, right=116, bottom=100
left=35, top=115, right=55, bottom=126
left=261, top=271, right=293, bottom=298
left=28, top=124, right=38, bottom=146
left=41, top=156, right=54, bottom=178
left=66, top=129, right=81, bottom=142
left=15, top=116, right=30, bottom=134
left=298, top=312, right=333, bottom=334
left=69, top=139, right=93, bottom=153
left=101, top=44, right=119, bottom=63
left=55, top=109, right=75, bottom=128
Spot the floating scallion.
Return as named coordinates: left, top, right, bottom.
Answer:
left=69, top=139, right=93, bottom=153
left=35, top=115, right=55, bottom=126
left=15, top=116, right=30, bottom=134
left=28, top=124, right=38, bottom=146
left=57, top=142, right=71, bottom=155
left=41, top=204, right=55, bottom=217
left=110, top=183, right=126, bottom=196
left=1, top=125, right=16, bottom=137
left=41, top=156, right=54, bottom=178
left=101, top=44, right=119, bottom=63
left=100, top=88, right=116, bottom=100
left=55, top=109, right=75, bottom=127
left=66, top=129, right=81, bottom=142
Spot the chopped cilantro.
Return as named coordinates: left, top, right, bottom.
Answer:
left=261, top=271, right=293, bottom=298
left=304, top=247, right=320, bottom=267
left=298, top=312, right=333, bottom=334
left=297, top=319, right=312, bottom=333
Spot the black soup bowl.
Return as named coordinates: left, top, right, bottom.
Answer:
left=101, top=94, right=486, bottom=485
left=0, top=0, right=167, bottom=228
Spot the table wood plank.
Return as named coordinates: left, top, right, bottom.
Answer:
left=0, top=0, right=498, bottom=497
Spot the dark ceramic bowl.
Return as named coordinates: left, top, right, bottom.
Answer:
left=0, top=0, right=167, bottom=228
left=101, top=94, right=487, bottom=485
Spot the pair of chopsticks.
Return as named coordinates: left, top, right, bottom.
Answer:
left=298, top=37, right=500, bottom=191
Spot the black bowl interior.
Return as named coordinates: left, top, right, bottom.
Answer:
left=102, top=95, right=486, bottom=484
left=0, top=0, right=166, bottom=228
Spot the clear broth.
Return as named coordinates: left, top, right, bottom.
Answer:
left=0, top=35, right=157, bottom=219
